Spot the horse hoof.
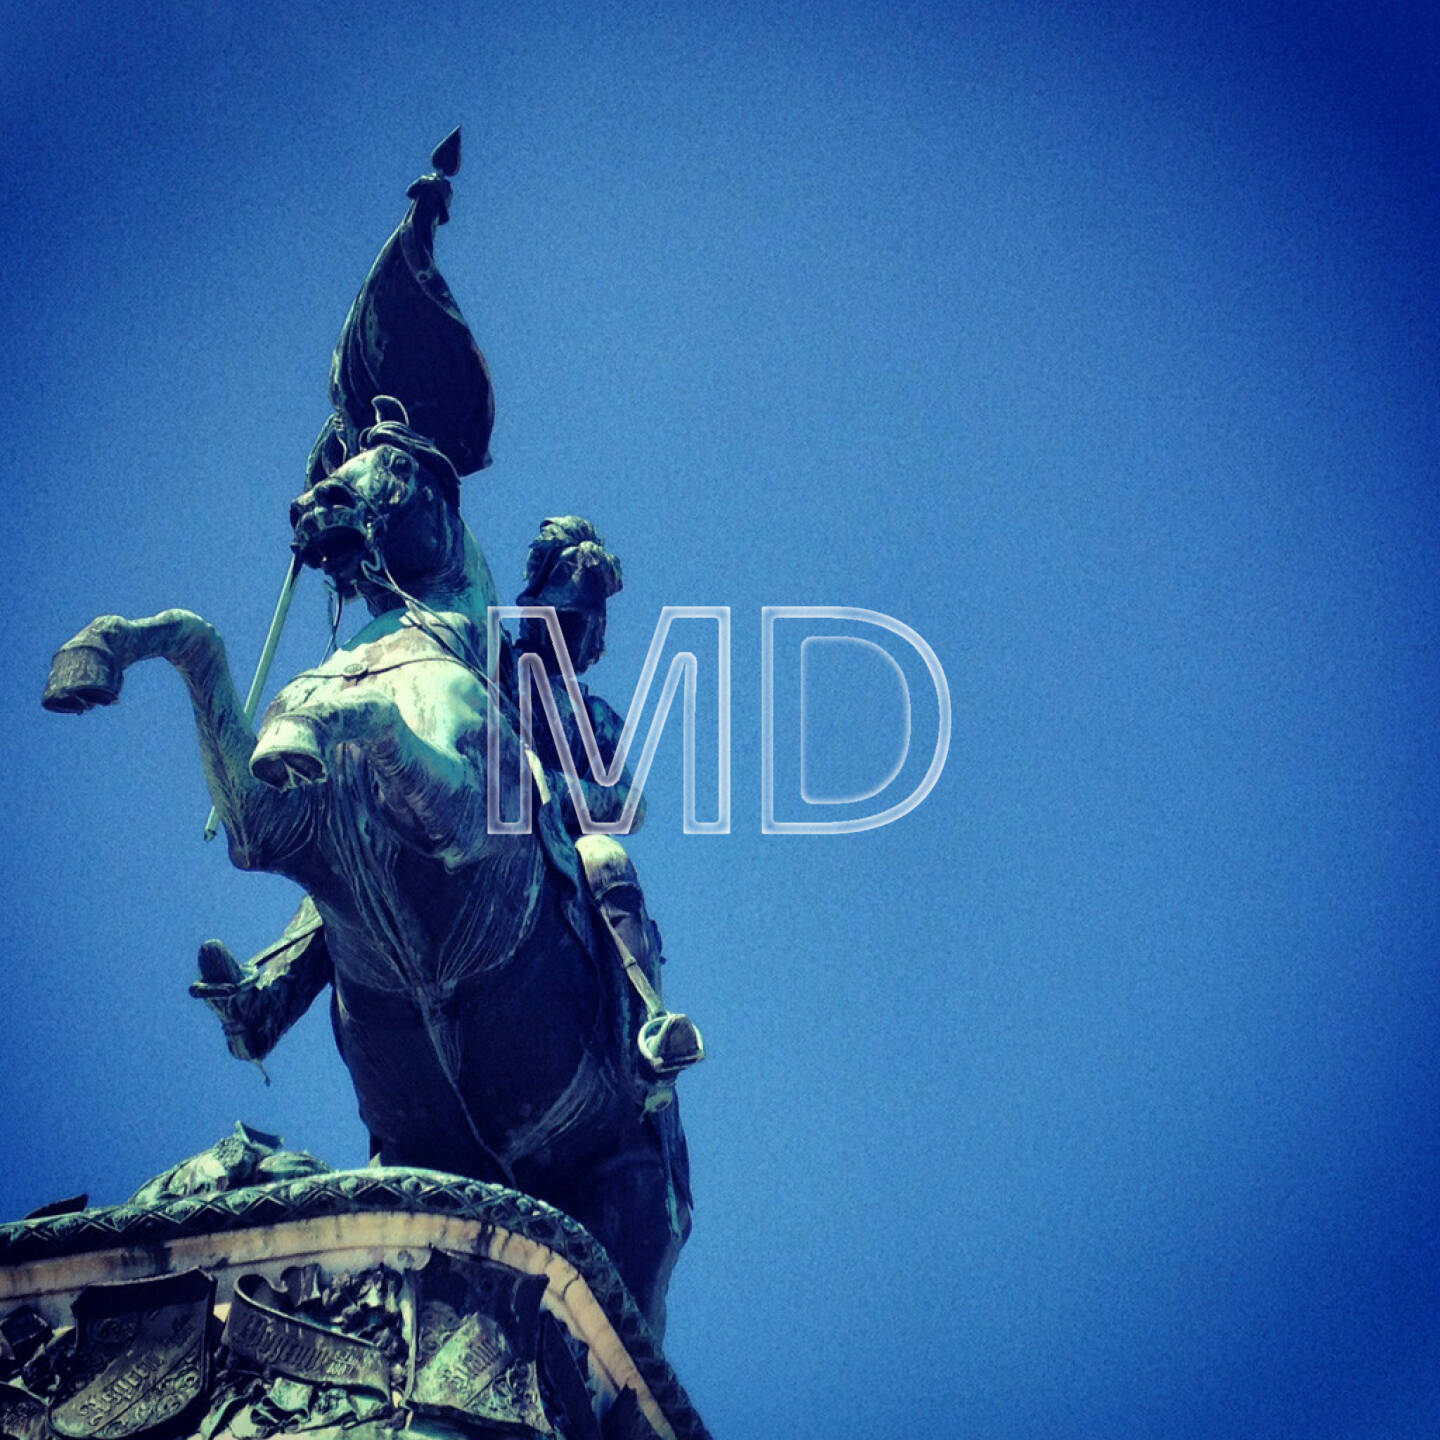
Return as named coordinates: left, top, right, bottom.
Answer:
left=251, top=713, right=327, bottom=789
left=42, top=641, right=123, bottom=713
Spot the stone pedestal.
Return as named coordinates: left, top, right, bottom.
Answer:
left=0, top=1169, right=708, bottom=1440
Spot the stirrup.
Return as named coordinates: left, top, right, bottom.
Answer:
left=638, top=1012, right=705, bottom=1079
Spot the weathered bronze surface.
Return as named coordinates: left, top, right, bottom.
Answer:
left=307, top=128, right=494, bottom=487
left=40, top=131, right=700, bottom=1342
left=0, top=1382, right=48, bottom=1440
left=0, top=1165, right=711, bottom=1440
left=128, top=1124, right=328, bottom=1207
left=408, top=1251, right=552, bottom=1431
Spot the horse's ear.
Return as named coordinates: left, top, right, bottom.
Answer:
left=305, top=416, right=351, bottom=488
left=371, top=396, right=411, bottom=429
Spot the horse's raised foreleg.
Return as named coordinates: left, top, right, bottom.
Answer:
left=44, top=610, right=310, bottom=872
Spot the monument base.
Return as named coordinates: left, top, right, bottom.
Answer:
left=0, top=1164, right=708, bottom=1440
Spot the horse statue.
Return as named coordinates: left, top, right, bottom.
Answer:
left=40, top=134, right=700, bottom=1336
left=42, top=406, right=693, bottom=1334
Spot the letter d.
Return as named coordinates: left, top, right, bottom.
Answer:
left=761, top=606, right=951, bottom=835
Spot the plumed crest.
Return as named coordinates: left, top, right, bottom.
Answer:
left=517, top=516, right=623, bottom=612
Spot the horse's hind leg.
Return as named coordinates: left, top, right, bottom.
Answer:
left=548, top=1130, right=691, bottom=1340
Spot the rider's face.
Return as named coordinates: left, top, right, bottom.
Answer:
left=518, top=610, right=602, bottom=675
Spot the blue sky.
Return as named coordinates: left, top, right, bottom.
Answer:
left=2, top=3, right=1438, bottom=1436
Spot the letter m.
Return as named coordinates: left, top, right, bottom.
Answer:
left=487, top=605, right=730, bottom=836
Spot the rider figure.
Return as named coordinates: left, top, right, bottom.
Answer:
left=512, top=517, right=704, bottom=1089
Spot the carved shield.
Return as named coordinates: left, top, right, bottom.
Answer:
left=49, top=1270, right=214, bottom=1440
left=406, top=1251, right=552, bottom=1434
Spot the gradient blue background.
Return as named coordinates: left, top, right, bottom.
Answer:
left=2, top=3, right=1437, bottom=1436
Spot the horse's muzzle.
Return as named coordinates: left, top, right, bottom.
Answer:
left=292, top=511, right=372, bottom=585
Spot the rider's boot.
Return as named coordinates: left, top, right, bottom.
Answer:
left=190, top=897, right=330, bottom=1064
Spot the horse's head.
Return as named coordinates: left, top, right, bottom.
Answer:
left=290, top=410, right=464, bottom=604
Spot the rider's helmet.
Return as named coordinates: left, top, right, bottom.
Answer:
left=515, top=516, right=622, bottom=675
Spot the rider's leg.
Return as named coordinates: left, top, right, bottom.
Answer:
left=573, top=835, right=663, bottom=990
left=573, top=836, right=704, bottom=1081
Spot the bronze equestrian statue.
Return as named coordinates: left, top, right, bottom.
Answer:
left=41, top=132, right=701, bottom=1338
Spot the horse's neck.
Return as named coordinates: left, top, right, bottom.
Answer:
left=407, top=526, right=497, bottom=621
left=355, top=527, right=499, bottom=661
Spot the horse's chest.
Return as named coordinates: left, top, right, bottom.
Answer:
left=317, top=780, right=544, bottom=981
left=276, top=640, right=482, bottom=754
